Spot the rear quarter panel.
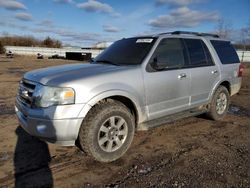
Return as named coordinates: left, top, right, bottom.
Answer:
left=205, top=38, right=242, bottom=98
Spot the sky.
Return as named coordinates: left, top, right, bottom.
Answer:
left=0, top=0, right=249, bottom=47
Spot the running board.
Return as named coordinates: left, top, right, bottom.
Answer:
left=137, top=108, right=208, bottom=131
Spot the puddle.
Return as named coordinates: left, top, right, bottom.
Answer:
left=228, top=105, right=250, bottom=117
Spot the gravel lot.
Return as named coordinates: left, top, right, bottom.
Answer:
left=0, top=56, right=249, bottom=188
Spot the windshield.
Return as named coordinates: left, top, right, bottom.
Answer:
left=94, top=37, right=157, bottom=65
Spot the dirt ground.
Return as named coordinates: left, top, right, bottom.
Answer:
left=0, top=56, right=249, bottom=188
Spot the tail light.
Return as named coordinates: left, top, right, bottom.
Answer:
left=238, top=64, right=244, bottom=77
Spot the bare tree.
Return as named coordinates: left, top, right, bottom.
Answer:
left=215, top=18, right=233, bottom=39
left=43, top=37, right=62, bottom=48
left=233, top=20, right=250, bottom=50
left=43, top=37, right=54, bottom=47
left=239, top=20, right=250, bottom=50
left=240, top=28, right=248, bottom=50
left=54, top=40, right=62, bottom=48
left=0, top=35, right=63, bottom=48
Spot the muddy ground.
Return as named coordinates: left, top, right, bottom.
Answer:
left=0, top=56, right=249, bottom=188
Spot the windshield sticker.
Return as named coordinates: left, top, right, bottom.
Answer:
left=136, top=39, right=153, bottom=43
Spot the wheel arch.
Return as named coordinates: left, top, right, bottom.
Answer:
left=78, top=90, right=145, bottom=126
left=108, top=96, right=138, bottom=125
left=219, top=81, right=231, bottom=95
left=210, top=80, right=231, bottom=101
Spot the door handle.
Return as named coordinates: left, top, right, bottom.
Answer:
left=211, top=70, right=218, bottom=74
left=178, top=73, right=187, bottom=79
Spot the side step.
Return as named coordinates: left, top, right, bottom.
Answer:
left=137, top=108, right=208, bottom=131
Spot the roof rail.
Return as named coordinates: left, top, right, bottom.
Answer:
left=159, top=31, right=220, bottom=38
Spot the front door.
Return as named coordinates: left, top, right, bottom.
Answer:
left=143, top=38, right=191, bottom=120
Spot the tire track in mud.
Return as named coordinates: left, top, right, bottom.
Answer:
left=50, top=150, right=86, bottom=174
left=105, top=111, right=250, bottom=187
left=105, top=143, right=200, bottom=188
left=0, top=97, right=15, bottom=115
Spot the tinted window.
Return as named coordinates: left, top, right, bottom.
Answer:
left=202, top=42, right=214, bottom=65
left=150, top=38, right=185, bottom=70
left=94, top=37, right=156, bottom=65
left=184, top=39, right=208, bottom=67
left=211, top=40, right=239, bottom=64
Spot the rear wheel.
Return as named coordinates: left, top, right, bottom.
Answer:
left=206, top=86, right=230, bottom=120
left=78, top=99, right=135, bottom=162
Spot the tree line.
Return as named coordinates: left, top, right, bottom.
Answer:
left=0, top=36, right=62, bottom=54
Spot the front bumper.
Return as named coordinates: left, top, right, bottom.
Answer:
left=15, top=98, right=85, bottom=146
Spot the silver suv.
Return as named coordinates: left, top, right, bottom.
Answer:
left=15, top=31, right=243, bottom=162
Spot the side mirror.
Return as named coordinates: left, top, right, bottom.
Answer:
left=151, top=56, right=168, bottom=71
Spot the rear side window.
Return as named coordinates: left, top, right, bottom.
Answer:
left=184, top=39, right=213, bottom=67
left=210, top=40, right=239, bottom=64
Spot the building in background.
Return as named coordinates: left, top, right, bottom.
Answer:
left=4, top=42, right=250, bottom=62
left=4, top=41, right=113, bottom=59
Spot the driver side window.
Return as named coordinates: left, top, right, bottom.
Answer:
left=150, top=38, right=185, bottom=70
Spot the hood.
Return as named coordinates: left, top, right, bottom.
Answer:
left=24, top=63, right=128, bottom=86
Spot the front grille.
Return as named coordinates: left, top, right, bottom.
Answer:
left=17, top=79, right=36, bottom=107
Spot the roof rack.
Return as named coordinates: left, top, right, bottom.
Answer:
left=159, top=31, right=219, bottom=38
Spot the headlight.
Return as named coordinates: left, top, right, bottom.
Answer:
left=33, top=84, right=75, bottom=108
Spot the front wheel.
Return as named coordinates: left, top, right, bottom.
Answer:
left=206, top=86, right=230, bottom=120
left=78, top=99, right=135, bottom=162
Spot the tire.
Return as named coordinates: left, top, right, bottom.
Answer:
left=78, top=99, right=135, bottom=162
left=206, top=86, right=230, bottom=120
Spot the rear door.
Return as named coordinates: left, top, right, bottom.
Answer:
left=183, top=38, right=220, bottom=106
left=144, top=38, right=191, bottom=120
left=210, top=40, right=241, bottom=95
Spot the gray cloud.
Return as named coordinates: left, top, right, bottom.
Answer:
left=56, top=30, right=100, bottom=41
left=156, top=0, right=204, bottom=6
left=53, top=0, right=74, bottom=4
left=0, top=0, right=26, bottom=10
left=0, top=13, right=116, bottom=45
left=15, top=12, right=33, bottom=21
left=77, top=0, right=120, bottom=16
left=0, top=19, right=29, bottom=30
left=148, top=7, right=219, bottom=28
left=103, top=24, right=120, bottom=33
left=77, top=0, right=112, bottom=13
left=32, top=26, right=101, bottom=42
left=37, top=19, right=54, bottom=27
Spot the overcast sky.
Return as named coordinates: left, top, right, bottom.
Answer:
left=0, top=0, right=249, bottom=46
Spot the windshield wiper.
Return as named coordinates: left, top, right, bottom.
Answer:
left=95, top=60, right=120, bottom=66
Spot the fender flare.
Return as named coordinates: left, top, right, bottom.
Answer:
left=209, top=79, right=230, bottom=102
left=77, top=90, right=145, bottom=122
